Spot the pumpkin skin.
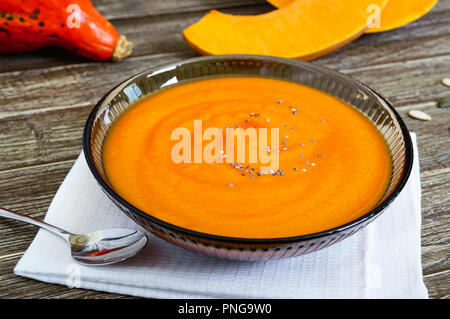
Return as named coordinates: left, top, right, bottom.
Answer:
left=183, top=0, right=387, bottom=60
left=267, top=0, right=439, bottom=33
left=0, top=0, right=132, bottom=61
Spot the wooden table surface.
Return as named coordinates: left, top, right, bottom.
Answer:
left=0, top=0, right=449, bottom=299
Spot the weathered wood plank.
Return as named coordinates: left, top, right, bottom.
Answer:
left=1, top=52, right=449, bottom=123
left=0, top=51, right=197, bottom=117
left=91, top=0, right=450, bottom=22
left=0, top=106, right=88, bottom=171
left=424, top=270, right=450, bottom=299
left=399, top=107, right=450, bottom=172
left=340, top=54, right=450, bottom=108
left=93, top=0, right=267, bottom=20
left=421, top=171, right=450, bottom=274
left=0, top=255, right=133, bottom=298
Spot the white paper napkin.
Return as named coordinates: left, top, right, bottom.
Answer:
left=14, top=133, right=427, bottom=299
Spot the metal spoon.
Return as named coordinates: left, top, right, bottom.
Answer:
left=0, top=207, right=148, bottom=266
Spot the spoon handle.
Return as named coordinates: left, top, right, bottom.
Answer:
left=0, top=207, right=71, bottom=240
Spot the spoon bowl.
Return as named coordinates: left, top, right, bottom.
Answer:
left=68, top=228, right=148, bottom=266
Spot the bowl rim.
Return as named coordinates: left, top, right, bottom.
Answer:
left=83, top=54, right=414, bottom=245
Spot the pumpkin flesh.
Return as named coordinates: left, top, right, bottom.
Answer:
left=267, top=0, right=439, bottom=33
left=183, top=0, right=388, bottom=59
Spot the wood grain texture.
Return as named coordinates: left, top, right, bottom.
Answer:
left=93, top=0, right=268, bottom=19
left=1, top=52, right=449, bottom=122
left=0, top=255, right=131, bottom=299
left=0, top=0, right=448, bottom=299
left=424, top=270, right=450, bottom=299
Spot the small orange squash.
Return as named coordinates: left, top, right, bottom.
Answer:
left=267, top=0, right=439, bottom=33
left=183, top=0, right=387, bottom=60
left=0, top=0, right=133, bottom=61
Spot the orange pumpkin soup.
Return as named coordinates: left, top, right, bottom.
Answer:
left=103, top=77, right=392, bottom=238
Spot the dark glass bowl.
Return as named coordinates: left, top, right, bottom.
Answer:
left=83, top=55, right=413, bottom=261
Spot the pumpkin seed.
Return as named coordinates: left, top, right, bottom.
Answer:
left=408, top=110, right=431, bottom=121
left=441, top=78, right=450, bottom=88
left=438, top=96, right=450, bottom=108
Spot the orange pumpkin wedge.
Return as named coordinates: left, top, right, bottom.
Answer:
left=267, top=0, right=439, bottom=33
left=183, top=0, right=387, bottom=60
